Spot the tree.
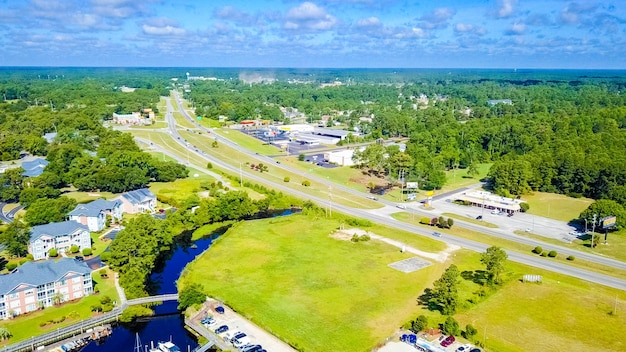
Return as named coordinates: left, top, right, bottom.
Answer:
left=0, top=220, right=30, bottom=258
left=438, top=216, right=446, bottom=228
left=178, top=283, right=206, bottom=310
left=447, top=217, right=454, bottom=228
left=442, top=316, right=460, bottom=336
left=580, top=199, right=626, bottom=230
left=0, top=327, right=12, bottom=341
left=480, top=246, right=508, bottom=285
left=464, top=324, right=478, bottom=340
left=519, top=202, right=530, bottom=212
left=49, top=248, right=58, bottom=257
left=411, top=315, right=429, bottom=333
left=52, top=292, right=64, bottom=305
left=24, top=196, right=77, bottom=226
left=429, top=264, right=460, bottom=315
left=298, top=154, right=305, bottom=161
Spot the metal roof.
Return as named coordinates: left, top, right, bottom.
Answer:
left=0, top=258, right=91, bottom=295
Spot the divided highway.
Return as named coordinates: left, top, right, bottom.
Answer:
left=153, top=93, right=626, bottom=291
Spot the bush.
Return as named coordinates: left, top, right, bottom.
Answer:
left=464, top=324, right=478, bottom=339
left=19, top=258, right=28, bottom=265
left=567, top=255, right=575, bottom=261
left=70, top=245, right=80, bottom=254
left=82, top=248, right=92, bottom=256
left=411, top=315, right=429, bottom=333
left=100, top=252, right=111, bottom=262
left=420, top=217, right=431, bottom=225
left=351, top=234, right=360, bottom=242
left=48, top=248, right=58, bottom=257
left=540, top=251, right=548, bottom=257
left=301, top=180, right=311, bottom=187
left=532, top=246, right=543, bottom=254
left=520, top=202, right=530, bottom=212
left=548, top=250, right=557, bottom=257
left=359, top=234, right=371, bottom=241
left=93, top=285, right=100, bottom=294
left=441, top=316, right=460, bottom=336
left=447, top=218, right=454, bottom=228
left=298, top=154, right=305, bottom=161
left=206, top=162, right=213, bottom=169
left=26, top=254, right=34, bottom=260
left=283, top=176, right=290, bottom=182
left=6, top=263, right=17, bottom=271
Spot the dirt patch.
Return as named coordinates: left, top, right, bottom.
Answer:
left=330, top=228, right=459, bottom=263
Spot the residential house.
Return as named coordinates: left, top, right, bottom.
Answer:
left=0, top=258, right=92, bottom=319
left=68, top=198, right=123, bottom=232
left=29, top=221, right=91, bottom=261
left=118, top=188, right=157, bottom=214
left=21, top=157, right=49, bottom=177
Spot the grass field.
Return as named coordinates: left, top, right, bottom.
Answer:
left=442, top=212, right=499, bottom=228
left=455, top=260, right=626, bottom=352
left=179, top=213, right=626, bottom=352
left=0, top=267, right=119, bottom=346
left=179, top=214, right=446, bottom=352
left=522, top=192, right=593, bottom=222
left=441, top=163, right=492, bottom=192
left=212, top=129, right=282, bottom=156
left=63, top=191, right=118, bottom=204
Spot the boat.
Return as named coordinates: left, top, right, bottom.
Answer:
left=157, top=341, right=181, bottom=352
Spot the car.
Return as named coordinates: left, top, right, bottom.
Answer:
left=456, top=344, right=473, bottom=352
left=507, top=212, right=514, bottom=217
left=469, top=349, right=481, bottom=352
left=433, top=231, right=442, bottom=237
left=491, top=210, right=498, bottom=214
left=476, top=215, right=482, bottom=220
left=230, top=332, right=247, bottom=342
left=396, top=204, right=406, bottom=209
left=215, top=306, right=225, bottom=314
left=233, top=336, right=251, bottom=348
left=441, top=335, right=455, bottom=347
left=366, top=195, right=378, bottom=200
left=240, top=345, right=262, bottom=352
left=224, top=330, right=242, bottom=341
left=214, top=325, right=229, bottom=334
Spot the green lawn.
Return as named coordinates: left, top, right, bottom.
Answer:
left=442, top=212, right=498, bottom=228
left=455, top=260, right=626, bottom=352
left=173, top=111, right=196, bottom=129
left=179, top=214, right=445, bottom=352
left=212, top=129, right=282, bottom=156
left=522, top=192, right=593, bottom=222
left=440, top=163, right=492, bottom=192
left=62, top=191, right=118, bottom=204
left=0, top=267, right=119, bottom=346
left=150, top=173, right=216, bottom=205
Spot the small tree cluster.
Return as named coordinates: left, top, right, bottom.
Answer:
left=302, top=180, right=311, bottom=187
left=351, top=234, right=371, bottom=242
left=410, top=315, right=429, bottom=333
left=532, top=246, right=543, bottom=254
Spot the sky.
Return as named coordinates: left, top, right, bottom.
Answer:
left=0, top=0, right=625, bottom=69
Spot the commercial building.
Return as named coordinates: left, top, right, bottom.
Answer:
left=454, top=190, right=522, bottom=213
left=0, top=258, right=93, bottom=319
left=313, top=128, right=360, bottom=141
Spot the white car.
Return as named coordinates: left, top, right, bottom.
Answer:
left=233, top=335, right=251, bottom=348
left=396, top=204, right=406, bottom=209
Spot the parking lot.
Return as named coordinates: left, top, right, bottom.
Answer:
left=377, top=331, right=481, bottom=352
left=195, top=299, right=296, bottom=352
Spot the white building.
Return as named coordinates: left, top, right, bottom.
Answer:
left=68, top=198, right=123, bottom=232
left=324, top=149, right=358, bottom=166
left=29, top=221, right=91, bottom=260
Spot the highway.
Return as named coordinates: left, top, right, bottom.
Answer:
left=156, top=92, right=626, bottom=290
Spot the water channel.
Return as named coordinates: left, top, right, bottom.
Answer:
left=81, top=210, right=294, bottom=351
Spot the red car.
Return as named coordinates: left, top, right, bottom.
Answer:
left=441, top=335, right=456, bottom=347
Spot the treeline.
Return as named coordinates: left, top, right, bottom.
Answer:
left=108, top=189, right=302, bottom=299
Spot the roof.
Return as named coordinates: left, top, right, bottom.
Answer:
left=121, top=188, right=156, bottom=205
left=30, top=221, right=89, bottom=241
left=313, top=128, right=358, bottom=137
left=69, top=198, right=121, bottom=217
left=21, top=157, right=49, bottom=177
left=0, top=258, right=91, bottom=295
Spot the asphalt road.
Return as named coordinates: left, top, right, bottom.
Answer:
left=155, top=91, right=626, bottom=290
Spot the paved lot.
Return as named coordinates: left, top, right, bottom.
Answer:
left=196, top=299, right=296, bottom=352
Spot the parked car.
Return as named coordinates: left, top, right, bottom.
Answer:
left=214, top=325, right=229, bottom=334
left=240, top=345, right=263, bottom=352
left=233, top=336, right=251, bottom=348
left=215, top=306, right=225, bottom=314
left=476, top=215, right=482, bottom=220
left=230, top=332, right=247, bottom=343
left=469, top=349, right=481, bottom=352
left=441, top=335, right=455, bottom=347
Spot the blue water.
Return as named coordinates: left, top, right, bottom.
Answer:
left=81, top=235, right=218, bottom=351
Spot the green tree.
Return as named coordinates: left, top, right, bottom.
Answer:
left=447, top=217, right=454, bottom=228
left=442, top=316, right=460, bottom=336
left=464, top=324, right=478, bottom=340
left=580, top=199, right=626, bottom=230
left=429, top=264, right=460, bottom=315
left=178, top=283, right=206, bottom=310
left=0, top=327, right=12, bottom=341
left=480, top=246, right=508, bottom=285
left=411, top=315, right=429, bottom=333
left=24, top=196, right=77, bottom=226
left=298, top=154, right=305, bottom=161
left=0, top=220, right=30, bottom=258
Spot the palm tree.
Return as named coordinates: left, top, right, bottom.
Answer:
left=52, top=292, right=64, bottom=306
left=0, top=327, right=12, bottom=340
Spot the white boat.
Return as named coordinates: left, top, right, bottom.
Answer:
left=157, top=341, right=181, bottom=352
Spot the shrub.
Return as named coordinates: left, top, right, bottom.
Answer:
left=93, top=285, right=100, bottom=294
left=298, top=154, right=305, bottom=161
left=26, top=254, right=34, bottom=260
left=548, top=250, right=557, bottom=257
left=464, top=324, right=478, bottom=339
left=420, top=217, right=431, bottom=225
left=100, top=252, right=111, bottom=262
left=359, top=234, right=371, bottom=242
left=567, top=255, right=575, bottom=261
left=447, top=218, right=454, bottom=228
left=48, top=248, right=58, bottom=257
left=82, top=248, right=92, bottom=256
left=411, top=315, right=429, bottom=333
left=19, top=258, right=28, bottom=265
left=6, top=263, right=17, bottom=271
left=284, top=176, right=290, bottom=182
left=540, top=251, right=548, bottom=257
left=206, top=162, right=213, bottom=169
left=520, top=202, right=530, bottom=212
left=532, top=246, right=543, bottom=254
left=351, top=234, right=360, bottom=242
left=301, top=180, right=311, bottom=187
left=441, top=316, right=460, bottom=336
left=70, top=245, right=80, bottom=254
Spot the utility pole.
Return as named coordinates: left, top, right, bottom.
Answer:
left=591, top=214, right=597, bottom=248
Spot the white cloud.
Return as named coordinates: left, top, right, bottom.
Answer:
left=505, top=22, right=526, bottom=35
left=142, top=19, right=186, bottom=36
left=493, top=0, right=518, bottom=19
left=284, top=2, right=337, bottom=31
left=418, top=7, right=455, bottom=29
left=454, top=23, right=486, bottom=35
left=356, top=16, right=381, bottom=28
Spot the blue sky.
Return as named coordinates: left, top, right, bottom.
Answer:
left=0, top=0, right=624, bottom=68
